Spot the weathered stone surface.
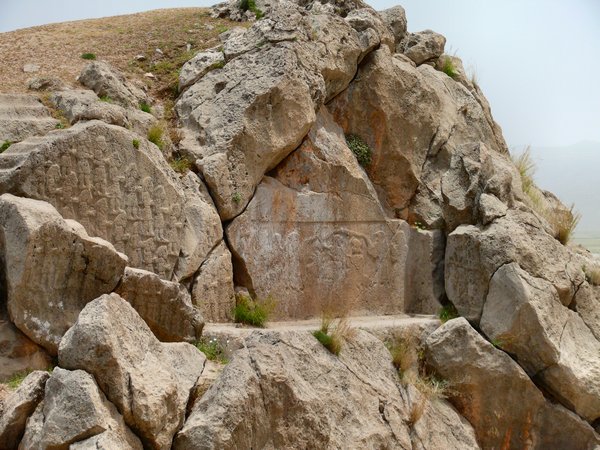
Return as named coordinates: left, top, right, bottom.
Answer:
left=574, top=282, right=600, bottom=341
left=445, top=209, right=582, bottom=322
left=115, top=267, right=204, bottom=342
left=58, top=294, right=206, bottom=450
left=191, top=241, right=235, bottom=322
left=0, top=320, right=52, bottom=382
left=0, top=194, right=126, bottom=354
left=78, top=61, right=148, bottom=108
left=0, top=370, right=49, bottom=450
left=227, top=108, right=410, bottom=319
left=329, top=46, right=508, bottom=225
left=0, top=94, right=59, bottom=143
left=404, top=228, right=446, bottom=314
left=19, top=368, right=142, bottom=450
left=51, top=89, right=156, bottom=136
left=478, top=192, right=507, bottom=225
left=379, top=5, right=407, bottom=45
left=177, top=1, right=372, bottom=220
left=179, top=49, right=225, bottom=91
left=426, top=318, right=600, bottom=449
left=175, top=329, right=478, bottom=449
left=27, top=76, right=68, bottom=92
left=344, top=7, right=395, bottom=55
left=0, top=120, right=221, bottom=280
left=399, top=30, right=446, bottom=65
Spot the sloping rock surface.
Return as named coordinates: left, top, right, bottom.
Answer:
left=58, top=294, right=205, bottom=450
left=0, top=94, right=58, bottom=143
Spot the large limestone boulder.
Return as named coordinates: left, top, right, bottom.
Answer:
left=115, top=267, right=204, bottom=342
left=379, top=5, right=407, bottom=45
left=0, top=120, right=221, bottom=280
left=0, top=94, right=59, bottom=143
left=329, top=46, right=508, bottom=226
left=58, top=294, right=206, bottom=450
left=190, top=241, right=235, bottom=322
left=227, top=108, right=410, bottom=319
left=426, top=318, right=600, bottom=449
left=179, top=48, right=225, bottom=91
left=0, top=370, right=49, bottom=450
left=78, top=61, right=148, bottom=109
left=51, top=89, right=157, bottom=136
left=175, top=329, right=479, bottom=449
left=19, top=368, right=142, bottom=450
left=177, top=0, right=383, bottom=220
left=399, top=30, right=446, bottom=65
left=0, top=194, right=126, bottom=354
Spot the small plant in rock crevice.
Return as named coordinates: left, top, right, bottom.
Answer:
left=147, top=124, right=165, bottom=150
left=1, top=141, right=12, bottom=152
left=233, top=293, right=275, bottom=327
left=139, top=102, right=152, bottom=113
left=312, top=314, right=355, bottom=356
left=132, top=139, right=140, bottom=149
left=345, top=134, right=372, bottom=167
left=439, top=303, right=459, bottom=323
left=6, top=370, right=32, bottom=389
left=232, top=192, right=242, bottom=204
left=583, top=265, right=600, bottom=286
left=239, top=0, right=264, bottom=19
left=441, top=56, right=458, bottom=79
left=169, top=155, right=192, bottom=174
left=195, top=337, right=229, bottom=364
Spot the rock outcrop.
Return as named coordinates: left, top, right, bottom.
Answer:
left=0, top=194, right=126, bottom=354
left=0, top=94, right=59, bottom=143
left=0, top=370, right=49, bottom=449
left=58, top=294, right=205, bottom=450
left=19, top=368, right=142, bottom=450
left=0, top=120, right=220, bottom=280
left=0, top=321, right=52, bottom=382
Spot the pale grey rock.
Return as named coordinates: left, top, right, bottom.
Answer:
left=179, top=49, right=225, bottom=91
left=191, top=241, right=235, bottom=322
left=27, top=76, right=68, bottom=91
left=50, top=89, right=157, bottom=136
left=227, top=108, right=410, bottom=319
left=78, top=61, right=148, bottom=108
left=19, top=368, right=142, bottom=450
left=445, top=209, right=582, bottom=322
left=0, top=120, right=221, bottom=280
left=478, top=192, right=507, bottom=225
left=0, top=371, right=49, bottom=450
left=345, top=8, right=395, bottom=55
left=0, top=194, right=126, bottom=354
left=574, top=282, right=600, bottom=341
left=115, top=267, right=204, bottom=342
left=58, top=294, right=206, bottom=450
left=400, top=30, right=446, bottom=65
left=426, top=318, right=600, bottom=449
left=379, top=5, right=407, bottom=45
left=22, top=64, right=39, bottom=73
left=0, top=94, right=59, bottom=143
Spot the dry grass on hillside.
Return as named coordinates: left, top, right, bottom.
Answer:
left=0, top=8, right=240, bottom=98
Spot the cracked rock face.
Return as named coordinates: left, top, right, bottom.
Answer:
left=174, top=329, right=479, bottom=450
left=426, top=318, right=600, bottom=450
left=0, top=120, right=221, bottom=280
left=58, top=294, right=205, bottom=450
left=0, top=194, right=127, bottom=354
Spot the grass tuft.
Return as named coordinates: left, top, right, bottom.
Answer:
left=139, top=102, right=152, bottom=113
left=239, top=0, right=264, bottom=19
left=81, top=52, right=96, bottom=60
left=232, top=192, right=242, bottom=204
left=1, top=141, right=12, bottom=152
left=584, top=265, right=600, bottom=286
left=132, top=139, right=140, bottom=149
left=312, top=315, right=354, bottom=356
left=233, top=293, right=274, bottom=327
left=554, top=204, right=580, bottom=245
left=512, top=146, right=536, bottom=196
left=169, top=155, right=192, bottom=174
left=7, top=370, right=31, bottom=389
left=441, top=56, right=458, bottom=79
left=345, top=134, right=372, bottom=167
left=99, top=95, right=113, bottom=103
left=147, top=124, right=165, bottom=150
left=439, top=303, right=459, bottom=323
left=195, top=337, right=229, bottom=364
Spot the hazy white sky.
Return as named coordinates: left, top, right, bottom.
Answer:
left=0, top=0, right=599, bottom=149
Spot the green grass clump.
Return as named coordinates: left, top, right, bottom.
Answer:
left=239, top=0, right=264, bottom=19
left=147, top=124, right=165, bottom=150
left=584, top=265, right=600, bottom=286
left=312, top=315, right=353, bottom=356
left=216, top=25, right=229, bottom=34
left=345, top=134, right=372, bottom=167
left=99, top=95, right=113, bottom=103
left=512, top=146, right=536, bottom=196
left=139, top=102, right=152, bottom=113
left=232, top=192, right=242, bottom=204
left=170, top=156, right=192, bottom=174
left=1, top=141, right=12, bottom=152
left=196, top=337, right=229, bottom=363
left=555, top=204, right=580, bottom=245
left=7, top=370, right=31, bottom=389
left=441, top=57, right=458, bottom=79
left=439, top=303, right=459, bottom=323
left=132, top=139, right=140, bottom=149
left=233, top=293, right=274, bottom=327
left=81, top=53, right=97, bottom=60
